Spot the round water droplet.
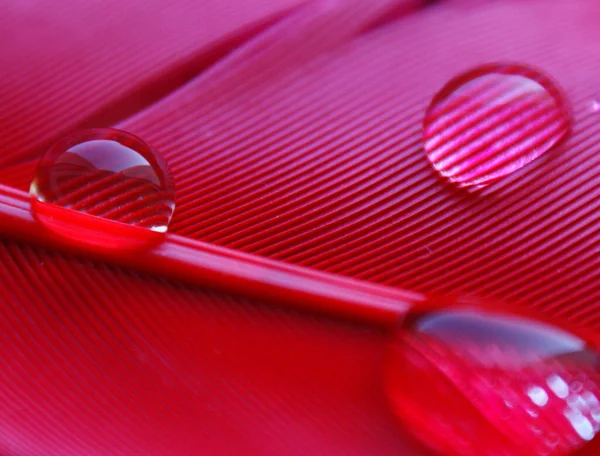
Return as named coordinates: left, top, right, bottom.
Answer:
left=423, top=64, right=570, bottom=187
left=30, top=128, right=175, bottom=249
left=383, top=306, right=600, bottom=456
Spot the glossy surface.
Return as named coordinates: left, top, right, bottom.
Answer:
left=423, top=64, right=570, bottom=187
left=30, top=129, right=174, bottom=249
left=384, top=308, right=600, bottom=456
left=2, top=0, right=600, bottom=455
left=2, top=182, right=421, bottom=326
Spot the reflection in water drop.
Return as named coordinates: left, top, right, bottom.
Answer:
left=30, top=129, right=175, bottom=249
left=423, top=64, right=570, bottom=187
left=384, top=307, right=600, bottom=456
left=547, top=374, right=570, bottom=399
left=583, top=392, right=599, bottom=408
left=527, top=386, right=549, bottom=407
left=572, top=382, right=584, bottom=394
left=564, top=408, right=595, bottom=441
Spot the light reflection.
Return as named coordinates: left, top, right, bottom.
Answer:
left=582, top=392, right=599, bottom=408
left=385, top=307, right=600, bottom=455
left=547, top=374, right=570, bottom=399
left=528, top=386, right=549, bottom=407
left=564, top=408, right=595, bottom=441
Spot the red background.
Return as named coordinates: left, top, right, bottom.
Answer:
left=1, top=0, right=599, bottom=454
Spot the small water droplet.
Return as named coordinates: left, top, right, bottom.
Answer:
left=590, top=100, right=600, bottom=113
left=30, top=129, right=175, bottom=249
left=384, top=305, right=600, bottom=455
left=423, top=64, right=570, bottom=187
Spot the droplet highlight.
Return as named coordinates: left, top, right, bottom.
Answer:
left=30, top=128, right=175, bottom=249
left=384, top=307, right=600, bottom=456
left=423, top=64, right=570, bottom=187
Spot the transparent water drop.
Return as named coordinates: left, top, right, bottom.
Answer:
left=383, top=306, right=600, bottom=456
left=423, top=64, right=571, bottom=187
left=30, top=128, right=175, bottom=249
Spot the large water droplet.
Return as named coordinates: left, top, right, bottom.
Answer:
left=30, top=128, right=175, bottom=249
left=423, top=64, right=570, bottom=187
left=384, top=306, right=600, bottom=456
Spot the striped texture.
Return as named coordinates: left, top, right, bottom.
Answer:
left=1, top=0, right=600, bottom=454
left=0, top=239, right=414, bottom=456
left=0, top=0, right=303, bottom=167
left=123, top=0, right=598, bottom=320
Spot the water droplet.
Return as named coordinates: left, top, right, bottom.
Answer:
left=423, top=64, right=570, bottom=187
left=384, top=306, right=600, bottom=456
left=30, top=129, right=174, bottom=249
